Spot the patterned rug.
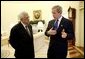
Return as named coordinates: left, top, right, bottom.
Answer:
left=1, top=50, right=10, bottom=58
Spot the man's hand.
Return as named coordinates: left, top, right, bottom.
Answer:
left=47, top=27, right=57, bottom=35
left=61, top=29, right=67, bottom=38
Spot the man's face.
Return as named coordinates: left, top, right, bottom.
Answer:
left=21, top=13, right=29, bottom=25
left=52, top=9, right=60, bottom=19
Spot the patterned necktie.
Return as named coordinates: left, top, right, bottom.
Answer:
left=25, top=26, right=31, bottom=36
left=53, top=20, right=58, bottom=30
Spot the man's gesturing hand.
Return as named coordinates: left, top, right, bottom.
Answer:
left=47, top=27, right=57, bottom=35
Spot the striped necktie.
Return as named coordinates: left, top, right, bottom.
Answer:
left=25, top=26, right=31, bottom=36
left=53, top=20, right=58, bottom=30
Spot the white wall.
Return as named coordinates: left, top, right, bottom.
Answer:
left=1, top=1, right=74, bottom=34
left=1, top=1, right=84, bottom=47
left=75, top=1, right=84, bottom=47
left=79, top=9, right=84, bottom=47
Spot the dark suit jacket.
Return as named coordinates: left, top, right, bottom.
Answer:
left=9, top=22, right=35, bottom=58
left=45, top=17, right=74, bottom=58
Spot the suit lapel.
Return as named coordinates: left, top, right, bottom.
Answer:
left=51, top=20, right=55, bottom=27
left=57, top=17, right=64, bottom=30
left=28, top=25, right=32, bottom=36
left=19, top=22, right=27, bottom=32
left=19, top=22, right=32, bottom=37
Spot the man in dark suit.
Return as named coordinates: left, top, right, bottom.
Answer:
left=45, top=5, right=74, bottom=58
left=9, top=12, right=35, bottom=58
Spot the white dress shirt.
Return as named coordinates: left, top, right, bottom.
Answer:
left=21, top=21, right=31, bottom=36
left=55, top=15, right=63, bottom=28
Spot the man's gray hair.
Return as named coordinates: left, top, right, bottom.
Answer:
left=18, top=11, right=28, bottom=20
left=52, top=5, right=62, bottom=14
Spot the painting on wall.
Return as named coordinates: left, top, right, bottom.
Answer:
left=33, top=10, right=42, bottom=20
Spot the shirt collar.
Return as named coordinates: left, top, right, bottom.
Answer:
left=55, top=15, right=62, bottom=22
left=21, top=21, right=26, bottom=29
left=58, top=15, right=62, bottom=22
